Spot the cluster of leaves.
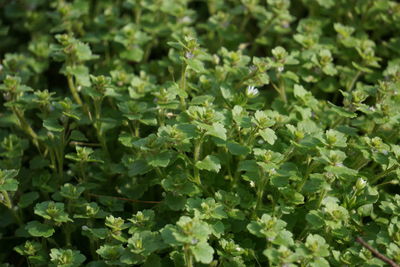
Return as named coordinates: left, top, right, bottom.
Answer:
left=1, top=0, right=400, bottom=266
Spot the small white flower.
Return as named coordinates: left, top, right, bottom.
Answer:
left=77, top=85, right=82, bottom=92
left=180, top=16, right=192, bottom=24
left=185, top=51, right=194, bottom=59
left=382, top=150, right=388, bottom=155
left=258, top=139, right=264, bottom=144
left=250, top=181, right=255, bottom=188
left=246, top=85, right=259, bottom=98
left=277, top=66, right=284, bottom=72
left=368, top=106, right=376, bottom=112
left=249, top=65, right=257, bottom=72
left=191, top=238, right=198, bottom=245
left=82, top=225, right=89, bottom=231
left=0, top=64, right=3, bottom=71
left=356, top=177, right=367, bottom=191
left=166, top=112, right=175, bottom=118
left=281, top=22, right=290, bottom=28
left=335, top=162, right=344, bottom=167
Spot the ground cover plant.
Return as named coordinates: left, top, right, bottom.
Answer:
left=1, top=0, right=400, bottom=266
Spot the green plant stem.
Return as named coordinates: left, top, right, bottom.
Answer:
left=255, top=168, right=270, bottom=212
left=1, top=191, right=23, bottom=226
left=250, top=15, right=276, bottom=55
left=271, top=76, right=287, bottom=104
left=55, top=147, right=65, bottom=179
left=158, top=108, right=165, bottom=127
left=316, top=189, right=327, bottom=209
left=67, top=75, right=83, bottom=106
left=279, top=144, right=295, bottom=164
left=93, top=98, right=110, bottom=158
left=331, top=117, right=344, bottom=129
left=79, top=163, right=87, bottom=181
left=180, top=64, right=188, bottom=110
left=371, top=165, right=397, bottom=184
left=234, top=68, right=258, bottom=90
left=240, top=11, right=250, bottom=31
left=104, top=40, right=111, bottom=65
left=49, top=149, right=57, bottom=173
left=297, top=160, right=315, bottom=192
left=131, top=121, right=140, bottom=137
left=12, top=108, right=41, bottom=151
left=64, top=224, right=72, bottom=247
left=142, top=40, right=154, bottom=63
left=278, top=75, right=287, bottom=104
left=347, top=70, right=363, bottom=92
left=193, top=134, right=205, bottom=186
left=183, top=244, right=193, bottom=267
left=135, top=5, right=142, bottom=25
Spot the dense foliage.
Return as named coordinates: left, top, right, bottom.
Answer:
left=1, top=0, right=400, bottom=266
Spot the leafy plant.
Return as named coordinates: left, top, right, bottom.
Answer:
left=1, top=0, right=400, bottom=266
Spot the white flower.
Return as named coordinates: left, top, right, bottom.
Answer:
left=180, top=16, right=192, bottom=24
left=246, top=85, right=259, bottom=98
left=235, top=247, right=242, bottom=252
left=185, top=51, right=194, bottom=59
left=277, top=66, right=284, bottom=72
left=82, top=225, right=89, bottom=231
left=0, top=64, right=3, bottom=71
left=250, top=181, right=255, bottom=188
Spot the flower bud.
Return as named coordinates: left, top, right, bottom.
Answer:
left=355, top=178, right=367, bottom=191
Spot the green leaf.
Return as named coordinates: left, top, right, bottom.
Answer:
left=43, top=118, right=64, bottom=132
left=18, top=192, right=40, bottom=208
left=196, top=155, right=221, bottom=173
left=34, top=201, right=72, bottom=223
left=0, top=177, right=19, bottom=191
left=120, top=48, right=144, bottom=62
left=327, top=102, right=357, bottom=118
left=66, top=65, right=91, bottom=87
left=186, top=58, right=205, bottom=73
left=238, top=160, right=258, bottom=172
left=25, top=221, right=55, bottom=238
left=191, top=242, right=214, bottom=264
left=127, top=159, right=152, bottom=176
left=306, top=210, right=325, bottom=229
left=147, top=151, right=171, bottom=167
left=164, top=193, right=186, bottom=211
left=227, top=142, right=250, bottom=156
left=75, top=41, right=96, bottom=61
left=50, top=248, right=86, bottom=267
left=258, top=128, right=277, bottom=145
left=205, top=123, right=227, bottom=140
